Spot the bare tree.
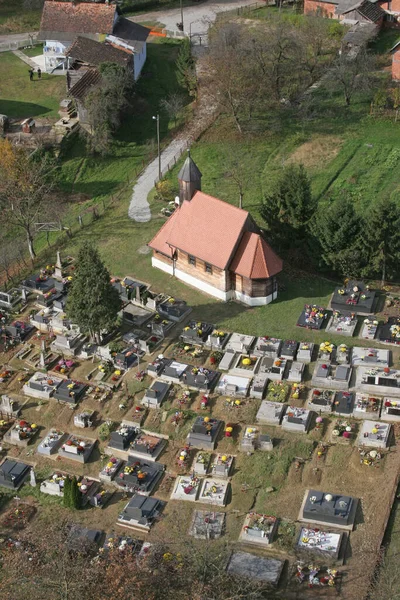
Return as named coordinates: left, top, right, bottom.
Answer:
left=324, top=48, right=376, bottom=106
left=160, top=93, right=185, bottom=127
left=224, top=145, right=251, bottom=209
left=0, top=140, right=58, bottom=262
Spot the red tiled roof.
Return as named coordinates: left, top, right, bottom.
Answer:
left=230, top=231, right=283, bottom=279
left=40, top=1, right=116, bottom=36
left=149, top=191, right=249, bottom=270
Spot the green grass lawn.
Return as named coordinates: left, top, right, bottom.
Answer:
left=0, top=0, right=41, bottom=34
left=21, top=43, right=43, bottom=58
left=0, top=52, right=65, bottom=118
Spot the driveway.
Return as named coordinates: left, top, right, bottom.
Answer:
left=128, top=0, right=258, bottom=38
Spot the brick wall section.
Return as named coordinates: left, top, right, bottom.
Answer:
left=392, top=48, right=400, bottom=80
left=303, top=0, right=337, bottom=17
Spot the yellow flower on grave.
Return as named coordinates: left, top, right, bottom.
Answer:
left=235, top=400, right=241, bottom=406
left=114, top=370, right=121, bottom=376
left=221, top=455, right=227, bottom=462
left=67, top=276, right=73, bottom=281
left=168, top=298, right=175, bottom=303
left=107, top=462, right=114, bottom=468
left=204, top=417, right=210, bottom=423
left=242, top=358, right=252, bottom=366
left=226, top=426, right=233, bottom=433
left=184, top=326, right=190, bottom=331
left=31, top=424, right=37, bottom=429
left=293, top=383, right=298, bottom=388
left=163, top=552, right=173, bottom=561
left=184, top=346, right=190, bottom=351
left=372, top=428, right=378, bottom=434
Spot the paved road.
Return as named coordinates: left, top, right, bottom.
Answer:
left=128, top=0, right=257, bottom=38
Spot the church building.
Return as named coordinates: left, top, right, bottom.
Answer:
left=148, top=152, right=283, bottom=306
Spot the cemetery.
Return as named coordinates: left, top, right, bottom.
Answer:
left=326, top=311, right=358, bottom=337
left=189, top=510, right=225, bottom=539
left=357, top=420, right=391, bottom=448
left=296, top=305, right=327, bottom=330
left=378, top=316, right=400, bottom=345
left=2, top=257, right=400, bottom=599
left=239, top=513, right=278, bottom=549
left=3, top=419, right=39, bottom=447
left=331, top=281, right=376, bottom=315
left=296, top=527, right=344, bottom=559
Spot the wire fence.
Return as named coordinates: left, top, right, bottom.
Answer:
left=154, top=142, right=190, bottom=186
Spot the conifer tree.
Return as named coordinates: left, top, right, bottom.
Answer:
left=67, top=242, right=121, bottom=343
left=176, top=38, right=197, bottom=97
left=362, top=198, right=400, bottom=285
left=63, top=476, right=72, bottom=509
left=70, top=476, right=81, bottom=510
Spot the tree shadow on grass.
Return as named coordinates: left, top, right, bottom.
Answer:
left=0, top=99, right=52, bottom=119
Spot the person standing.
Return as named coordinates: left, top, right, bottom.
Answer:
left=37, top=67, right=41, bottom=79
left=29, top=68, right=34, bottom=81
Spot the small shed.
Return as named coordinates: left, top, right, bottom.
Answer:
left=21, top=118, right=35, bottom=133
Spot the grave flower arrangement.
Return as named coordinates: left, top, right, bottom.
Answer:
left=225, top=424, right=234, bottom=437
left=267, top=381, right=290, bottom=403
left=291, top=383, right=304, bottom=400
left=319, top=341, right=334, bottom=355
left=15, top=420, right=37, bottom=440
left=332, top=419, right=354, bottom=440
left=210, top=351, right=223, bottom=365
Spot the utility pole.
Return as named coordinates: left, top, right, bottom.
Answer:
left=152, top=114, right=161, bottom=181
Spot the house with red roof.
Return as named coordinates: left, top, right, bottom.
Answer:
left=148, top=152, right=283, bottom=306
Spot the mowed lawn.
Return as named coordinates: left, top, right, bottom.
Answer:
left=0, top=52, right=65, bottom=118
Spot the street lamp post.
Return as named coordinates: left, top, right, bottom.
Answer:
left=152, top=114, right=161, bottom=181
left=180, top=0, right=184, bottom=31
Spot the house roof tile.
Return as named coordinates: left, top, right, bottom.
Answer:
left=68, top=67, right=101, bottom=100
left=112, top=17, right=150, bottom=44
left=39, top=1, right=116, bottom=37
left=66, top=36, right=132, bottom=66
left=149, top=191, right=249, bottom=270
left=230, top=231, right=283, bottom=280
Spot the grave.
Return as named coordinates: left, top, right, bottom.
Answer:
left=3, top=419, right=39, bottom=447
left=99, top=457, right=123, bottom=483
left=77, top=477, right=101, bottom=507
left=296, top=527, right=344, bottom=559
left=204, top=329, right=230, bottom=349
left=331, top=280, right=376, bottom=315
left=189, top=510, right=225, bottom=539
left=129, top=431, right=167, bottom=462
left=121, top=304, right=153, bottom=327
left=230, top=355, right=260, bottom=377
left=5, top=321, right=33, bottom=341
left=0, top=394, right=20, bottom=418
left=184, top=366, right=220, bottom=392
left=240, top=426, right=272, bottom=452
left=311, top=362, right=352, bottom=390
left=108, top=423, right=138, bottom=454
left=53, top=379, right=87, bottom=405
left=118, top=494, right=164, bottom=531
left=40, top=472, right=66, bottom=497
left=114, top=457, right=164, bottom=496
left=357, top=366, right=400, bottom=397
left=187, top=416, right=223, bottom=450
left=0, top=459, right=30, bottom=490
left=297, top=342, right=315, bottom=363
left=258, top=356, right=287, bottom=381
left=74, top=411, right=94, bottom=428
left=332, top=392, right=355, bottom=416
left=198, top=478, right=229, bottom=506
left=0, top=289, right=22, bottom=311
left=256, top=401, right=287, bottom=425
left=218, top=350, right=237, bottom=371
left=22, top=274, right=56, bottom=294
left=217, top=374, right=251, bottom=397
left=249, top=373, right=268, bottom=399
left=180, top=320, right=214, bottom=345
left=67, top=525, right=102, bottom=550
left=37, top=429, right=67, bottom=456
left=157, top=298, right=192, bottom=322
left=147, top=314, right=175, bottom=338
left=51, top=331, right=86, bottom=356
left=159, top=360, right=189, bottom=384
left=239, top=513, right=278, bottom=547
left=193, top=452, right=212, bottom=476
left=353, top=393, right=381, bottom=419
left=382, top=398, right=400, bottom=421
left=112, top=277, right=147, bottom=303
left=282, top=407, right=313, bottom=433
left=351, top=346, right=390, bottom=368
left=299, top=489, right=358, bottom=530
left=360, top=316, right=379, bottom=340
left=326, top=311, right=357, bottom=337
left=280, top=340, right=299, bottom=360
left=287, top=361, right=305, bottom=383
left=297, top=305, right=327, bottom=330
left=358, top=420, right=391, bottom=448
left=336, top=344, right=351, bottom=365
left=225, top=333, right=255, bottom=354
left=103, top=533, right=142, bottom=554
left=171, top=475, right=202, bottom=501
left=226, top=551, right=284, bottom=586
left=307, top=389, right=334, bottom=413
left=253, top=336, right=282, bottom=358
left=30, top=309, right=54, bottom=332
left=141, top=380, right=171, bottom=409
left=114, top=347, right=139, bottom=370
left=211, top=454, right=234, bottom=479
left=58, top=434, right=96, bottom=463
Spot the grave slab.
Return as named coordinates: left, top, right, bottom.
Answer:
left=326, top=312, right=357, bottom=337
left=307, top=389, right=334, bottom=413
left=189, top=510, right=225, bottom=539
left=170, top=475, right=202, bottom=501
left=287, top=361, right=304, bottom=383
left=258, top=356, right=287, bottom=381
left=311, top=362, right=352, bottom=391
left=99, top=457, right=123, bottom=483
left=332, top=392, right=355, bottom=416
left=40, top=472, right=66, bottom=497
left=211, top=453, right=234, bottom=479
left=239, top=513, right=278, bottom=547
left=117, top=494, right=164, bottom=532
left=141, top=380, right=171, bottom=409
left=297, top=342, right=315, bottom=363
left=187, top=417, right=223, bottom=450
left=198, top=479, right=229, bottom=506
left=157, top=298, right=192, bottom=323
left=23, top=372, right=62, bottom=400
left=250, top=373, right=268, bottom=399
left=225, top=333, right=255, bottom=354
left=351, top=346, right=390, bottom=368
left=331, top=280, right=376, bottom=315
left=193, top=452, right=212, bottom=476
left=356, top=366, right=400, bottom=397
left=256, top=401, right=286, bottom=425
left=382, top=397, right=400, bottom=421
left=230, top=355, right=260, bottom=377
left=129, top=431, right=167, bottom=462
left=218, top=350, right=237, bottom=371
left=253, top=336, right=282, bottom=358
left=360, top=316, right=379, bottom=341
left=299, top=489, right=358, bottom=531
left=353, top=393, right=381, bottom=419
left=37, top=429, right=67, bottom=456
left=0, top=459, right=30, bottom=490
left=282, top=407, right=313, bottom=433
left=357, top=420, right=391, bottom=448
left=114, top=457, right=164, bottom=496
left=296, top=526, right=344, bottom=559
left=58, top=434, right=96, bottom=463
left=226, top=551, right=284, bottom=586
left=297, top=305, right=327, bottom=330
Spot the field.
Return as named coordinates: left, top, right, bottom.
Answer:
left=0, top=0, right=41, bottom=34
left=0, top=51, right=65, bottom=118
